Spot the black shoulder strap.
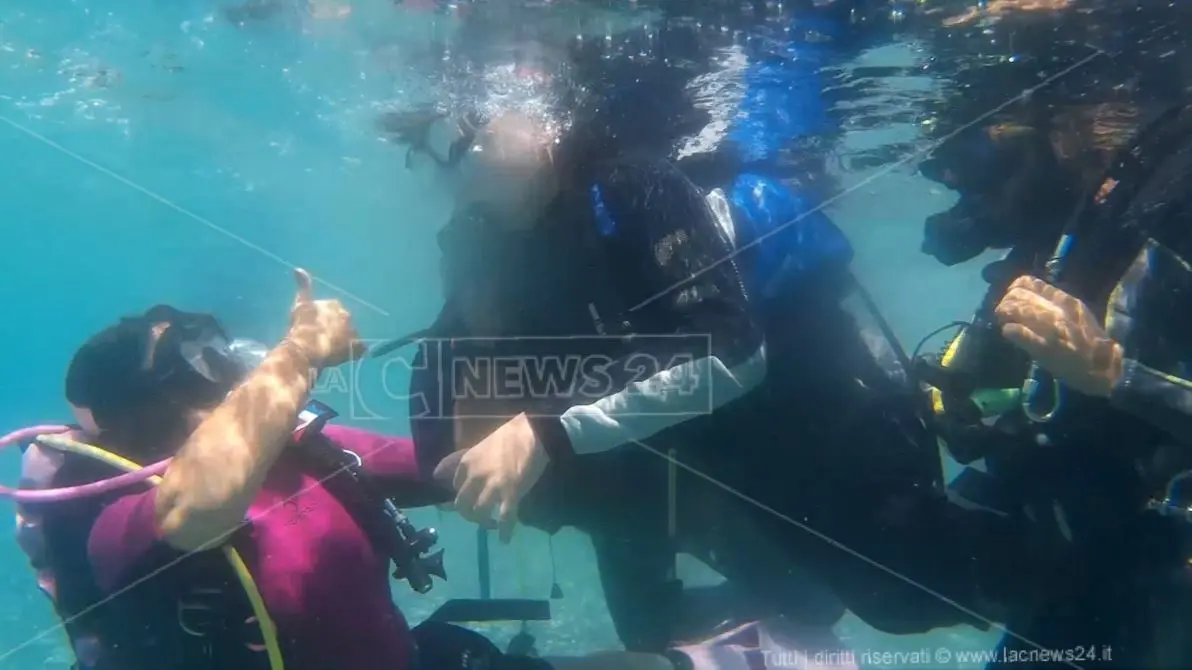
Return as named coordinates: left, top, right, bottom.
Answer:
left=286, top=431, right=444, bottom=594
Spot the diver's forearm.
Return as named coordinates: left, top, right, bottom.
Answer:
left=155, top=338, right=316, bottom=551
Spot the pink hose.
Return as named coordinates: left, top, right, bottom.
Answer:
left=0, top=424, right=168, bottom=504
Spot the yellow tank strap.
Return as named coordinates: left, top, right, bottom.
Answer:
left=35, top=434, right=285, bottom=670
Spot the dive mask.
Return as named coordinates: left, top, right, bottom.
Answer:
left=920, top=124, right=1015, bottom=192
left=69, top=306, right=268, bottom=432
left=919, top=125, right=1036, bottom=265
left=145, top=307, right=257, bottom=398
left=922, top=194, right=1003, bottom=266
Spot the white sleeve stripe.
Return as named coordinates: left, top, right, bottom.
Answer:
left=560, top=344, right=766, bottom=454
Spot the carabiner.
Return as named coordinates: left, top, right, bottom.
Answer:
left=1021, top=362, right=1064, bottom=423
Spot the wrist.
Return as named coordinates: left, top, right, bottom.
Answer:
left=278, top=336, right=321, bottom=383
left=281, top=333, right=321, bottom=369
left=526, top=414, right=574, bottom=464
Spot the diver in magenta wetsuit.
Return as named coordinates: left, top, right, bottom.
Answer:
left=11, top=272, right=659, bottom=670
left=10, top=268, right=850, bottom=670
left=12, top=271, right=447, bottom=670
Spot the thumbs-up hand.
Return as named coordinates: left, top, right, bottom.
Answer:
left=286, top=268, right=366, bottom=369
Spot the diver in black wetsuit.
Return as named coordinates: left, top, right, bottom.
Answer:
left=373, top=103, right=1030, bottom=653
left=368, top=0, right=1042, bottom=652
left=381, top=111, right=830, bottom=648
left=917, top=105, right=1192, bottom=668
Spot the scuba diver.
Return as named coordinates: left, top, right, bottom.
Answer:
left=916, top=104, right=1192, bottom=667
left=7, top=270, right=449, bottom=670
left=375, top=94, right=1030, bottom=654
left=10, top=269, right=673, bottom=670
left=381, top=109, right=836, bottom=648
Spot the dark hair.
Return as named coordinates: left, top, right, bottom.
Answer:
left=553, top=61, right=704, bottom=190
left=65, top=306, right=234, bottom=462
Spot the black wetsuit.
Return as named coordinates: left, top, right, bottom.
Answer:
left=409, top=156, right=1027, bottom=650
left=936, top=334, right=1192, bottom=668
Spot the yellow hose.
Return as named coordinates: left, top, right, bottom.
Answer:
left=35, top=434, right=285, bottom=670
left=929, top=331, right=966, bottom=415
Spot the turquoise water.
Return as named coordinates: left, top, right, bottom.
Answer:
left=0, top=3, right=1008, bottom=667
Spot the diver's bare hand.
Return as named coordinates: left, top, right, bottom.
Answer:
left=994, top=275, right=1123, bottom=398
left=285, top=268, right=366, bottom=369
left=436, top=413, right=548, bottom=543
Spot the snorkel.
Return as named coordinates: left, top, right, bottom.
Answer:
left=0, top=336, right=271, bottom=504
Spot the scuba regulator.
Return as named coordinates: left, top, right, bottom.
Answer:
left=913, top=247, right=1044, bottom=465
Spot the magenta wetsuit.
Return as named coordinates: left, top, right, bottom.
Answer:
left=83, top=426, right=442, bottom=670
